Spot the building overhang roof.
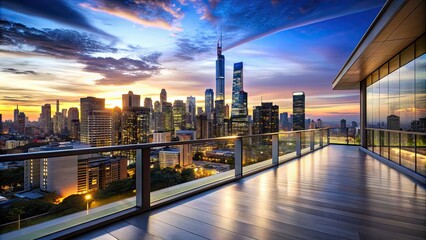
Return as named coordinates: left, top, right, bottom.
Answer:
left=332, top=0, right=425, bottom=90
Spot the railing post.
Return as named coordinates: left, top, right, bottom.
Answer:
left=272, top=134, right=278, bottom=166
left=234, top=137, right=242, bottom=178
left=310, top=131, right=314, bottom=151
left=136, top=148, right=151, bottom=211
left=327, top=129, right=330, bottom=145
left=414, top=134, right=417, bottom=173
left=346, top=128, right=349, bottom=144
left=398, top=132, right=401, bottom=166
left=320, top=129, right=323, bottom=147
left=296, top=132, right=301, bottom=156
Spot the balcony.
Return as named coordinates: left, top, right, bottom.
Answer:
left=74, top=145, right=425, bottom=240
left=0, top=129, right=425, bottom=239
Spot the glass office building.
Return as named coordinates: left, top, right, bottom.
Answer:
left=333, top=0, right=425, bottom=178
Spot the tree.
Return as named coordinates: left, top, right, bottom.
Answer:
left=181, top=168, right=195, bottom=182
left=9, top=207, right=24, bottom=230
left=43, top=191, right=60, bottom=204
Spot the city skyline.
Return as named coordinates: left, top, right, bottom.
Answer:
left=0, top=0, right=385, bottom=122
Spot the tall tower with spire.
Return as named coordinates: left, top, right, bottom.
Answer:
left=215, top=32, right=225, bottom=101
left=214, top=31, right=226, bottom=136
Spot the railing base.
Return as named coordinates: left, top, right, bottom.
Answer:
left=359, top=147, right=426, bottom=184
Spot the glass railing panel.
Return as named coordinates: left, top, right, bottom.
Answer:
left=389, top=132, right=400, bottom=164
left=242, top=135, right=273, bottom=174
left=278, top=132, right=297, bottom=163
left=348, top=128, right=360, bottom=145
left=150, top=140, right=235, bottom=203
left=380, top=131, right=389, bottom=159
left=416, top=135, right=426, bottom=176
left=400, top=133, right=415, bottom=171
left=329, top=128, right=348, bottom=144
left=373, top=129, right=381, bottom=155
left=314, top=130, right=321, bottom=149
left=367, top=129, right=373, bottom=151
left=0, top=150, right=136, bottom=239
left=323, top=129, right=328, bottom=146
left=301, top=132, right=311, bottom=155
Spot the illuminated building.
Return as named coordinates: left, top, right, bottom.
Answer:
left=292, top=92, right=305, bottom=130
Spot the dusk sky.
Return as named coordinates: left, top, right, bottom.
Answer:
left=0, top=0, right=385, bottom=122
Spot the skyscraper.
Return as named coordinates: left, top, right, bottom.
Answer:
left=292, top=92, right=305, bottom=130
left=68, top=107, right=79, bottom=140
left=54, top=100, right=63, bottom=134
left=112, top=106, right=122, bottom=145
left=162, top=102, right=174, bottom=132
left=253, top=102, right=279, bottom=134
left=231, top=62, right=248, bottom=135
left=205, top=89, right=214, bottom=119
left=186, top=96, right=196, bottom=129
left=0, top=113, right=3, bottom=134
left=144, top=97, right=153, bottom=110
left=280, top=112, right=289, bottom=130
left=160, top=89, right=167, bottom=105
left=80, top=97, right=111, bottom=147
left=41, top=104, right=52, bottom=134
left=13, top=104, right=19, bottom=130
left=18, top=112, right=26, bottom=135
left=215, top=34, right=225, bottom=101
left=122, top=107, right=150, bottom=162
left=122, top=91, right=140, bottom=108
left=173, top=100, right=186, bottom=130
left=340, top=119, right=347, bottom=131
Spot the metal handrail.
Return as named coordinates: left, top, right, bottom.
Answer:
left=366, top=127, right=426, bottom=136
left=0, top=129, right=327, bottom=162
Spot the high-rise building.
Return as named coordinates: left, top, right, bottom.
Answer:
left=316, top=119, right=323, bottom=128
left=80, top=97, right=111, bottom=147
left=154, top=101, right=161, bottom=112
left=68, top=107, right=79, bottom=128
left=340, top=119, right=347, bottom=131
left=112, top=106, right=122, bottom=145
left=214, top=100, right=225, bottom=137
left=186, top=96, right=196, bottom=129
left=196, top=114, right=211, bottom=139
left=197, top=107, right=203, bottom=116
left=122, top=107, right=150, bottom=162
left=280, top=112, right=289, bottom=130
left=40, top=104, right=52, bottom=134
left=253, top=102, right=279, bottom=134
left=160, top=89, right=167, bottom=105
left=231, top=62, right=248, bottom=135
left=387, top=115, right=400, bottom=130
left=13, top=104, right=19, bottom=129
left=0, top=113, right=3, bottom=134
left=122, top=91, right=140, bottom=108
left=216, top=34, right=225, bottom=102
left=205, top=89, right=214, bottom=119
left=292, top=92, right=305, bottom=130
left=144, top=97, right=153, bottom=110
left=173, top=100, right=186, bottom=131
left=225, top=104, right=230, bottom=119
left=18, top=112, right=26, bottom=135
left=53, top=100, right=63, bottom=134
left=162, top=102, right=174, bottom=132
left=310, top=120, right=316, bottom=129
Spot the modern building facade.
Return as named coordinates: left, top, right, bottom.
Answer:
left=160, top=89, right=167, bottom=105
left=333, top=0, right=425, bottom=177
left=253, top=102, right=279, bottom=134
left=186, top=96, right=196, bottom=129
left=231, top=62, right=249, bottom=135
left=122, top=91, right=140, bottom=109
left=205, top=89, right=214, bottom=119
left=41, top=104, right=52, bottom=134
left=80, top=97, right=105, bottom=145
left=292, top=92, right=305, bottom=130
left=215, top=35, right=225, bottom=102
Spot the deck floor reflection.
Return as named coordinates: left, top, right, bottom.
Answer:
left=75, top=145, right=426, bottom=240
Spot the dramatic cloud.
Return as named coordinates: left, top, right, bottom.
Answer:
left=80, top=0, right=183, bottom=31
left=174, top=34, right=212, bottom=60
left=2, top=68, right=37, bottom=75
left=1, top=0, right=116, bottom=41
left=0, top=20, right=162, bottom=85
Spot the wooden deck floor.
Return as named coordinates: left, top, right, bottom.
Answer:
left=75, top=145, right=426, bottom=240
